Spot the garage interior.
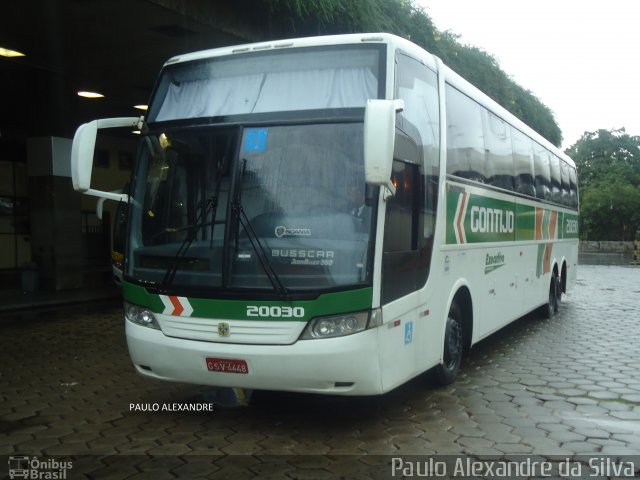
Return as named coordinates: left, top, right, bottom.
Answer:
left=0, top=0, right=259, bottom=292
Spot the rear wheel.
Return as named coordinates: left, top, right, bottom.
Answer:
left=545, top=275, right=558, bottom=319
left=434, top=303, right=463, bottom=386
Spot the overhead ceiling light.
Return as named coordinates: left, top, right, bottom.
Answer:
left=77, top=91, right=104, bottom=99
left=134, top=105, right=148, bottom=111
left=0, top=47, right=26, bottom=58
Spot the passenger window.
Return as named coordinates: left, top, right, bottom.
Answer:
left=484, top=111, right=514, bottom=190
left=549, top=154, right=561, bottom=204
left=446, top=85, right=486, bottom=183
left=569, top=167, right=578, bottom=208
left=560, top=160, right=570, bottom=206
left=511, top=127, right=535, bottom=197
left=533, top=144, right=551, bottom=201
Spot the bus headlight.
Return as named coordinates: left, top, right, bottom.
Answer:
left=125, top=302, right=160, bottom=330
left=301, top=309, right=382, bottom=339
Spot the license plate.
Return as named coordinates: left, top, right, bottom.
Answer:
left=206, top=357, right=249, bottom=374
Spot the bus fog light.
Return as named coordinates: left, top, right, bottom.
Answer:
left=125, top=302, right=160, bottom=329
left=301, top=311, right=372, bottom=339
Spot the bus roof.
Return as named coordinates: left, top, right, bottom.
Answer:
left=162, top=32, right=573, bottom=168
left=163, top=33, right=398, bottom=66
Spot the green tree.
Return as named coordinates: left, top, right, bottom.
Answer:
left=565, top=128, right=640, bottom=240
left=233, top=0, right=563, bottom=146
left=565, top=128, right=640, bottom=189
left=579, top=182, right=640, bottom=240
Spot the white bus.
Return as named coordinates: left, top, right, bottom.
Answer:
left=71, top=33, right=578, bottom=395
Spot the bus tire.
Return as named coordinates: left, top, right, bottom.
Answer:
left=434, top=302, right=463, bottom=386
left=546, top=275, right=558, bottom=319
left=555, top=270, right=562, bottom=304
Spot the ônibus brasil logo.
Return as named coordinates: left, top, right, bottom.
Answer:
left=8, top=456, right=72, bottom=479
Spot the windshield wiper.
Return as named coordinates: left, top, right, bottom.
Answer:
left=158, top=196, right=216, bottom=293
left=231, top=200, right=289, bottom=300
left=158, top=134, right=233, bottom=293
left=148, top=217, right=221, bottom=244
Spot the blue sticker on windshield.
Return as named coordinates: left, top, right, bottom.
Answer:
left=244, top=128, right=268, bottom=153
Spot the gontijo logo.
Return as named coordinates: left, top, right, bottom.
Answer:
left=451, top=191, right=516, bottom=244
left=471, top=206, right=515, bottom=234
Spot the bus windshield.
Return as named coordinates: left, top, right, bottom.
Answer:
left=148, top=45, right=382, bottom=122
left=126, top=122, right=375, bottom=295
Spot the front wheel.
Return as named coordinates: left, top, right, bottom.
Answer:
left=434, top=303, right=463, bottom=386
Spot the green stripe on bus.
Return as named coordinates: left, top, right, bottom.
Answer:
left=446, top=187, right=575, bottom=245
left=123, top=282, right=165, bottom=312
left=446, top=190, right=517, bottom=244
left=122, top=281, right=373, bottom=321
left=560, top=212, right=579, bottom=239
left=515, top=203, right=535, bottom=241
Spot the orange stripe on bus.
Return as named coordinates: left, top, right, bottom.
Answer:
left=535, top=208, right=544, bottom=240
left=456, top=193, right=467, bottom=244
left=549, top=210, right=558, bottom=239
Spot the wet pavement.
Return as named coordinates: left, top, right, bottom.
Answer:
left=1, top=265, right=639, bottom=478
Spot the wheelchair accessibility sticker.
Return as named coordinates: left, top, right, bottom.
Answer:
left=404, top=321, right=413, bottom=345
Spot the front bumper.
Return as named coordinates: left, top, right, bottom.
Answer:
left=125, top=320, right=384, bottom=395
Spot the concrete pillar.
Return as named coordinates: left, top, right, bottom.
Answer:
left=27, top=137, right=83, bottom=290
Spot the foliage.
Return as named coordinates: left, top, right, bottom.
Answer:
left=579, top=183, right=640, bottom=241
left=565, top=129, right=640, bottom=240
left=233, top=0, right=562, bottom=146
left=565, top=129, right=640, bottom=190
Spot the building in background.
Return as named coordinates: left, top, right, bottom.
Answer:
left=0, top=0, right=254, bottom=292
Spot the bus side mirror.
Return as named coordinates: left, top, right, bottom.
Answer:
left=364, top=99, right=404, bottom=198
left=71, top=117, right=142, bottom=202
